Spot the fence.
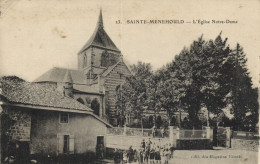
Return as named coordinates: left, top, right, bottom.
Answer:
left=232, top=131, right=259, bottom=140
left=107, top=127, right=124, bottom=135
left=106, top=126, right=213, bottom=149
left=179, top=130, right=207, bottom=139
left=107, top=127, right=169, bottom=138
left=107, top=127, right=210, bottom=139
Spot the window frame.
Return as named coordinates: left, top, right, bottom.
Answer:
left=59, top=112, right=69, bottom=124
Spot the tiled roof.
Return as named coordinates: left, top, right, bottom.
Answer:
left=0, top=77, right=93, bottom=112
left=78, top=10, right=120, bottom=54
left=34, top=67, right=86, bottom=84
left=73, top=83, right=101, bottom=94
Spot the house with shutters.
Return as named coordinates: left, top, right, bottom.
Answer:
left=0, top=76, right=111, bottom=159
left=34, top=9, right=132, bottom=126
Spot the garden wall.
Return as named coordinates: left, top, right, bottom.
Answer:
left=231, top=131, right=259, bottom=151
left=231, top=139, right=258, bottom=151
left=176, top=139, right=212, bottom=150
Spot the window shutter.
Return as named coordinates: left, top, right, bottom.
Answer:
left=69, top=135, right=75, bottom=154
left=57, top=134, right=64, bottom=154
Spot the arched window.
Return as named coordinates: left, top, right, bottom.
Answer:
left=91, top=98, right=100, bottom=116
left=77, top=98, right=84, bottom=104
left=115, top=85, right=121, bottom=95
left=115, top=85, right=121, bottom=109
left=85, top=97, right=92, bottom=108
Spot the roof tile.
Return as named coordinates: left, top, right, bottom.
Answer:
left=1, top=77, right=92, bottom=112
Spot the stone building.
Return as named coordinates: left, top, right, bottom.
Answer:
left=0, top=76, right=111, bottom=160
left=34, top=9, right=131, bottom=126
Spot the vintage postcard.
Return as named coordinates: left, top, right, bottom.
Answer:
left=0, top=0, right=259, bottom=164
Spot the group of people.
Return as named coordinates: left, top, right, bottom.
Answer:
left=152, top=126, right=167, bottom=138
left=115, top=138, right=175, bottom=164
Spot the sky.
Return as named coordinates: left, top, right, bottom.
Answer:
left=0, top=0, right=259, bottom=87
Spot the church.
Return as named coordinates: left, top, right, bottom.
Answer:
left=34, top=9, right=132, bottom=126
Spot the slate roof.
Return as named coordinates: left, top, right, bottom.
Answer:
left=34, top=67, right=102, bottom=94
left=78, top=10, right=120, bottom=54
left=73, top=84, right=101, bottom=94
left=0, top=77, right=93, bottom=112
left=34, top=67, right=86, bottom=84
left=63, top=70, right=73, bottom=83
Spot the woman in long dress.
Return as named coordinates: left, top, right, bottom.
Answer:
left=149, top=144, right=155, bottom=164
left=155, top=146, right=161, bottom=163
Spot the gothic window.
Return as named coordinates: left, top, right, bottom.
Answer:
left=115, top=85, right=121, bottom=95
left=83, top=54, right=87, bottom=67
left=85, top=97, right=92, bottom=108
left=77, top=98, right=84, bottom=104
left=91, top=98, right=100, bottom=116
left=105, top=91, right=110, bottom=115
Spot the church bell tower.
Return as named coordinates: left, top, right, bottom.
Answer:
left=77, top=9, right=122, bottom=70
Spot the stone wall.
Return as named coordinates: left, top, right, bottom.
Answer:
left=3, top=106, right=31, bottom=141
left=176, top=139, right=212, bottom=150
left=104, top=62, right=131, bottom=125
left=73, top=93, right=104, bottom=117
left=78, top=47, right=121, bottom=69
left=231, top=139, right=259, bottom=152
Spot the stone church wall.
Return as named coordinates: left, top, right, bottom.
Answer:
left=104, top=62, right=131, bottom=125
left=73, top=93, right=104, bottom=117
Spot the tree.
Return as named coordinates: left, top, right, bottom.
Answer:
left=115, top=62, right=153, bottom=128
left=115, top=34, right=259, bottom=132
left=223, top=43, right=258, bottom=131
left=155, top=33, right=257, bottom=130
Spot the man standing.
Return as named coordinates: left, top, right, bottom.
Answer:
left=152, top=125, right=156, bottom=137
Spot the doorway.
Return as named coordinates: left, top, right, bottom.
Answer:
left=96, top=136, right=105, bottom=159
left=63, top=135, right=69, bottom=154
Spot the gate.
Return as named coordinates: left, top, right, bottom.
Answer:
left=216, top=126, right=231, bottom=148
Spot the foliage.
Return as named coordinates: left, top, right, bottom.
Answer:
left=115, top=62, right=153, bottom=127
left=115, top=33, right=258, bottom=131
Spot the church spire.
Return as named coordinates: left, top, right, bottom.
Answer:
left=97, top=8, right=104, bottom=28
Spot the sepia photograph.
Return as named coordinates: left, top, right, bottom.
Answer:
left=0, top=0, right=259, bottom=163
